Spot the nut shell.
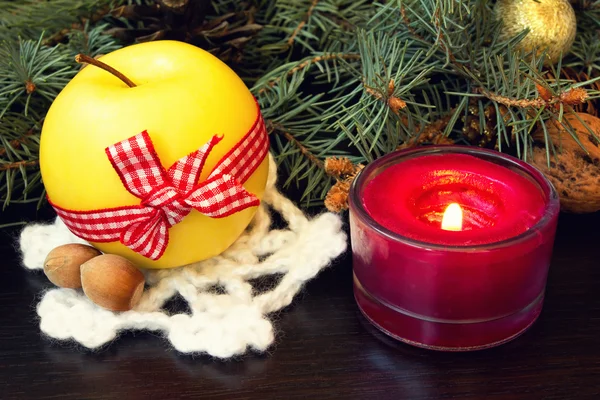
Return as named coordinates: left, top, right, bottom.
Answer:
left=43, top=244, right=102, bottom=288
left=531, top=112, right=600, bottom=213
left=80, top=254, right=145, bottom=311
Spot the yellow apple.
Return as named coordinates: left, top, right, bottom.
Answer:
left=40, top=40, right=269, bottom=269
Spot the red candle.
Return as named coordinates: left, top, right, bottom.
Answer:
left=349, top=146, right=559, bottom=351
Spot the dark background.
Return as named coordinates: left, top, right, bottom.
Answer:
left=1, top=204, right=600, bottom=399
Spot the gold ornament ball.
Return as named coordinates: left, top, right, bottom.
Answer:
left=494, top=0, right=577, bottom=64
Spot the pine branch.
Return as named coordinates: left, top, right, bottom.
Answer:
left=572, top=0, right=600, bottom=27
left=267, top=121, right=325, bottom=170
left=0, top=113, right=42, bottom=208
left=0, top=160, right=39, bottom=172
left=0, top=125, right=37, bottom=158
left=0, top=25, right=122, bottom=208
left=0, top=35, right=73, bottom=119
left=286, top=0, right=319, bottom=47
left=363, top=0, right=600, bottom=161
left=479, top=89, right=547, bottom=108
left=479, top=86, right=589, bottom=109
left=252, top=47, right=362, bottom=204
left=258, top=0, right=373, bottom=55
left=42, top=7, right=114, bottom=47
left=0, top=0, right=123, bottom=41
left=66, top=22, right=123, bottom=57
left=257, top=52, right=360, bottom=93
left=564, top=31, right=600, bottom=77
left=333, top=28, right=438, bottom=161
left=3, top=0, right=600, bottom=214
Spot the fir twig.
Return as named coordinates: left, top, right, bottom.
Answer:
left=0, top=126, right=36, bottom=157
left=268, top=121, right=325, bottom=170
left=258, top=53, right=360, bottom=93
left=479, top=87, right=589, bottom=109
left=0, top=0, right=120, bottom=41
left=0, top=21, right=121, bottom=209
left=364, top=79, right=408, bottom=115
left=479, top=88, right=547, bottom=108
left=0, top=160, right=39, bottom=172
left=3, top=0, right=600, bottom=216
left=42, top=6, right=113, bottom=46
left=397, top=113, right=456, bottom=150
left=287, top=0, right=320, bottom=47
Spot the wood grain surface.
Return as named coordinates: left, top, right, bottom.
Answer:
left=1, top=209, right=599, bottom=399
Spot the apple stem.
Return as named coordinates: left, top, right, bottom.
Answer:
left=75, top=54, right=137, bottom=88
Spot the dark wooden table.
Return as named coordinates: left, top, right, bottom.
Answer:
left=1, top=209, right=600, bottom=400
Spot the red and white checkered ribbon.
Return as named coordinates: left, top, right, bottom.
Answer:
left=49, top=110, right=269, bottom=260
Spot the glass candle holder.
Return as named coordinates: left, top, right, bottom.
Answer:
left=349, top=146, right=560, bottom=351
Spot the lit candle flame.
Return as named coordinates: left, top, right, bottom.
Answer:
left=441, top=203, right=463, bottom=231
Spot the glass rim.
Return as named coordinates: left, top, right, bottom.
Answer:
left=348, top=145, right=560, bottom=251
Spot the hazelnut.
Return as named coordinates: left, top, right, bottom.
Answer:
left=43, top=244, right=101, bottom=288
left=80, top=254, right=145, bottom=312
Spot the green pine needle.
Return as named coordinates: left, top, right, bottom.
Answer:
left=2, top=0, right=600, bottom=213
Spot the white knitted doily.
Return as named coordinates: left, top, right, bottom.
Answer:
left=19, top=155, right=347, bottom=358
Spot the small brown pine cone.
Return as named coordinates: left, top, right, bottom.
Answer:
left=324, top=157, right=356, bottom=178
left=325, top=181, right=351, bottom=213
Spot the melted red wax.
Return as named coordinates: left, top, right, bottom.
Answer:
left=362, top=153, right=546, bottom=246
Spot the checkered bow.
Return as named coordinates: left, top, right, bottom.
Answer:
left=51, top=113, right=269, bottom=261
